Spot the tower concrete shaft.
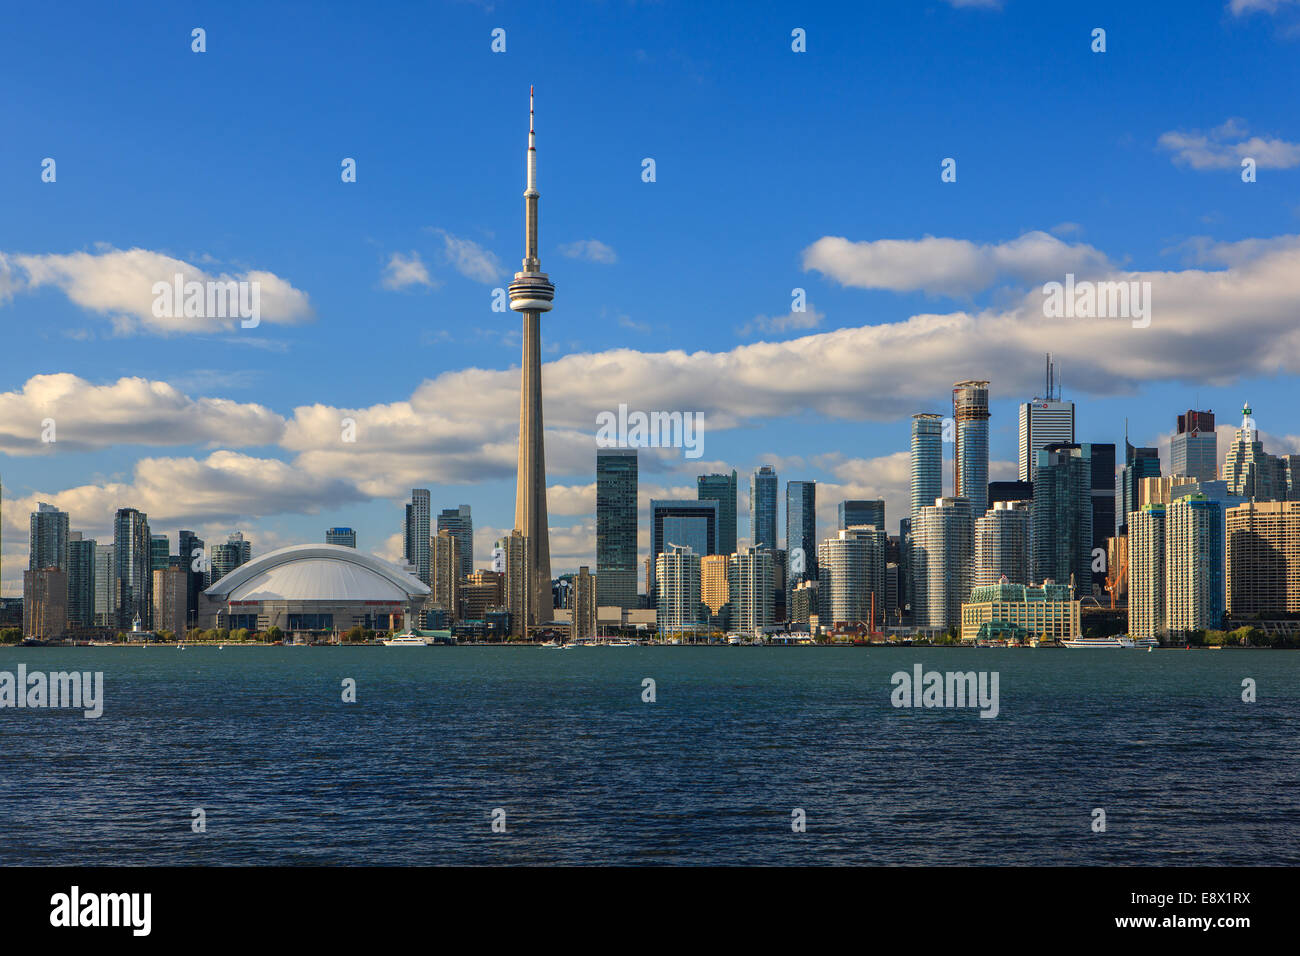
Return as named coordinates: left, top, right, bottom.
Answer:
left=508, top=86, right=554, bottom=625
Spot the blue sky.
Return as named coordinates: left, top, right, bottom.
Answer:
left=2, top=0, right=1299, bottom=594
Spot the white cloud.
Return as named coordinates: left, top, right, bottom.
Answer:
left=0, top=374, right=284, bottom=455
left=432, top=229, right=504, bottom=283
left=1229, top=0, right=1299, bottom=14
left=381, top=251, right=437, bottom=290
left=737, top=307, right=825, bottom=338
left=1158, top=119, right=1300, bottom=170
left=4, top=247, right=313, bottom=334
left=558, top=239, right=617, bottom=264
left=802, top=231, right=1111, bottom=296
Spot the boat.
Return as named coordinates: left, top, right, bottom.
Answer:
left=605, top=640, right=634, bottom=647
left=381, top=633, right=429, bottom=647
left=1132, top=637, right=1158, bottom=649
left=1060, top=635, right=1137, bottom=649
left=540, top=640, right=560, bottom=648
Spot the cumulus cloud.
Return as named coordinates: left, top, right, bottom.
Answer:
left=432, top=229, right=504, bottom=283
left=0, top=374, right=284, bottom=455
left=802, top=231, right=1112, bottom=296
left=3, top=246, right=313, bottom=334
left=1158, top=119, right=1300, bottom=170
left=381, top=251, right=437, bottom=290
left=558, top=239, right=617, bottom=264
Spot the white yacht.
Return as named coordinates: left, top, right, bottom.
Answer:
left=1061, top=635, right=1137, bottom=649
left=382, top=633, right=428, bottom=647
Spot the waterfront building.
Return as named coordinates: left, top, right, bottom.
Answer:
left=459, top=570, right=505, bottom=622
left=67, top=532, right=96, bottom=629
left=23, top=568, right=68, bottom=639
left=497, top=530, right=530, bottom=638
left=974, top=500, right=1031, bottom=587
left=910, top=413, right=943, bottom=521
left=29, top=502, right=69, bottom=572
left=911, top=496, right=972, bottom=630
left=697, top=471, right=738, bottom=557
left=1171, top=409, right=1217, bottom=482
left=113, top=507, right=152, bottom=629
left=650, top=499, right=718, bottom=604
left=596, top=449, right=638, bottom=610
left=785, top=481, right=817, bottom=605
left=177, top=530, right=205, bottom=629
left=959, top=581, right=1080, bottom=643
left=210, top=532, right=252, bottom=586
left=93, top=543, right=114, bottom=627
left=200, top=544, right=430, bottom=635
left=153, top=565, right=188, bottom=637
left=1225, top=501, right=1300, bottom=616
left=1165, top=495, right=1225, bottom=635
left=838, top=499, right=884, bottom=534
left=728, top=547, right=775, bottom=635
left=572, top=566, right=597, bottom=638
left=325, top=527, right=357, bottom=548
left=1129, top=504, right=1166, bottom=639
left=656, top=544, right=703, bottom=635
left=953, top=380, right=991, bottom=517
left=1031, top=444, right=1092, bottom=597
left=750, top=465, right=778, bottom=550
left=816, top=526, right=887, bottom=627
left=150, top=534, right=170, bottom=572
left=700, top=553, right=730, bottom=628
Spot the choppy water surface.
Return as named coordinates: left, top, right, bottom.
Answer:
left=1, top=646, right=1296, bottom=865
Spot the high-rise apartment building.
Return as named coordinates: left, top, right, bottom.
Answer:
left=910, top=413, right=943, bottom=521
left=152, top=565, right=188, bottom=638
left=23, top=568, right=68, bottom=639
left=817, top=526, right=887, bottom=627
left=29, top=502, right=70, bottom=573
left=571, top=566, right=597, bottom=639
left=650, top=499, right=717, bottom=604
left=1117, top=436, right=1161, bottom=536
left=838, top=499, right=884, bottom=533
left=785, top=481, right=817, bottom=605
left=150, top=534, right=170, bottom=572
left=435, top=505, right=473, bottom=580
left=1088, top=443, right=1116, bottom=561
left=1225, top=501, right=1300, bottom=616
left=113, top=507, right=151, bottom=629
left=596, top=449, right=638, bottom=610
left=67, top=532, right=96, bottom=629
left=93, top=543, right=114, bottom=627
left=1031, top=444, right=1093, bottom=596
left=974, top=500, right=1031, bottom=587
left=210, top=532, right=251, bottom=586
left=727, top=547, right=774, bottom=635
left=177, top=530, right=205, bottom=630
left=497, top=530, right=529, bottom=638
left=697, top=471, right=738, bottom=557
left=656, top=544, right=702, bottom=635
left=953, top=380, right=990, bottom=518
left=1129, top=504, right=1166, bottom=639
left=431, top=529, right=460, bottom=619
left=700, top=554, right=730, bottom=627
left=1171, top=409, right=1217, bottom=482
left=750, top=465, right=778, bottom=550
left=1165, top=495, right=1225, bottom=635
left=405, top=489, right=432, bottom=586
left=911, top=496, right=972, bottom=630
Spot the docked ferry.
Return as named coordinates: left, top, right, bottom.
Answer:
left=1061, top=635, right=1137, bottom=649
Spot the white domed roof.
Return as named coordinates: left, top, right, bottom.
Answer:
left=205, top=544, right=430, bottom=601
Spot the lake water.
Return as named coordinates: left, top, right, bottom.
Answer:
left=1, top=646, right=1296, bottom=865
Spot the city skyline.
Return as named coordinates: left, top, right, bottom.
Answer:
left=4, top=1, right=1300, bottom=596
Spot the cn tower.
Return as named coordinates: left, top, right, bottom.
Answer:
left=508, top=86, right=554, bottom=625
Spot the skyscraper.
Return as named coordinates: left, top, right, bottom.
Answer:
left=728, top=547, right=775, bottom=635
left=1225, top=501, right=1300, bottom=616
left=497, top=529, right=530, bottom=638
left=508, top=87, right=555, bottom=627
left=1129, top=504, right=1165, bottom=640
left=94, top=543, right=114, bottom=627
left=1031, top=444, right=1092, bottom=596
left=750, top=465, right=778, bottom=549
left=572, top=566, right=597, bottom=639
left=839, top=499, right=884, bottom=533
left=911, top=496, right=972, bottom=630
left=67, top=532, right=96, bottom=630
left=1222, top=403, right=1287, bottom=501
left=817, top=526, right=887, bottom=627
left=1018, top=356, right=1074, bottom=481
left=1117, top=433, right=1161, bottom=536
left=910, top=413, right=943, bottom=521
left=29, top=502, right=69, bottom=572
left=700, top=553, right=730, bottom=627
left=326, top=527, right=357, bottom=548
left=1171, top=409, right=1217, bottom=481
left=656, top=544, right=703, bottom=635
left=697, top=471, right=738, bottom=557
left=405, top=489, right=432, bottom=585
left=650, top=499, right=718, bottom=604
left=435, top=506, right=473, bottom=580
left=1165, top=495, right=1225, bottom=635
left=1088, top=442, right=1116, bottom=558
left=953, top=380, right=990, bottom=518
left=786, top=481, right=817, bottom=610
left=431, top=529, right=460, bottom=619
left=210, top=532, right=251, bottom=585
left=150, top=533, right=170, bottom=572
left=177, top=530, right=205, bottom=629
left=974, top=500, right=1030, bottom=587
left=596, top=449, right=638, bottom=610
left=113, top=507, right=151, bottom=629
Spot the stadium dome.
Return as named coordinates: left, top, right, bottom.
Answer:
left=199, top=544, right=429, bottom=635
